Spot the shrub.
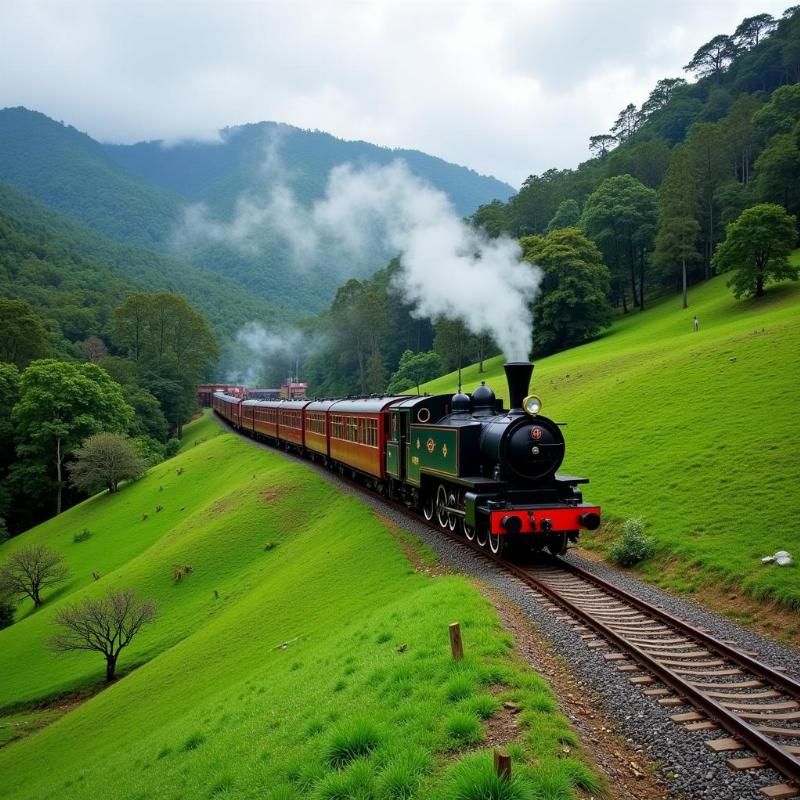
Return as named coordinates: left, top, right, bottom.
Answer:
left=0, top=517, right=8, bottom=543
left=464, top=694, right=499, bottom=719
left=609, top=518, right=655, bottom=567
left=444, top=712, right=483, bottom=747
left=324, top=718, right=382, bottom=768
left=182, top=732, right=206, bottom=751
left=445, top=673, right=476, bottom=702
left=315, top=758, right=376, bottom=799
left=73, top=528, right=92, bottom=544
left=164, top=438, right=181, bottom=458
left=376, top=746, right=431, bottom=799
left=444, top=753, right=533, bottom=800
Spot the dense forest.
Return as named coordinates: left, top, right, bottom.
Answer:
left=269, top=6, right=800, bottom=396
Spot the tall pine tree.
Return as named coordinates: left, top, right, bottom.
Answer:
left=653, top=146, right=702, bottom=308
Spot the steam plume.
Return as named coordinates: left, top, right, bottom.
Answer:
left=176, top=148, right=542, bottom=359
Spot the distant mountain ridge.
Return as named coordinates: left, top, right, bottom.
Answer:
left=104, top=120, right=515, bottom=218
left=0, top=107, right=514, bottom=315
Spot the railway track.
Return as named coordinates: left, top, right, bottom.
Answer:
left=219, top=415, right=800, bottom=797
left=463, top=540, right=800, bottom=798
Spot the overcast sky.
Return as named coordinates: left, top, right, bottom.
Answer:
left=0, top=0, right=791, bottom=187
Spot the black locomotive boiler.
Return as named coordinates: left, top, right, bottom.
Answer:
left=213, top=361, right=600, bottom=557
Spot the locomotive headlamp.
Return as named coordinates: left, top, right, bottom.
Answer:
left=523, top=395, right=542, bottom=416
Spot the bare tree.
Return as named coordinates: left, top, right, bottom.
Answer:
left=78, top=336, right=109, bottom=363
left=0, top=545, right=69, bottom=608
left=67, top=432, right=145, bottom=494
left=51, top=590, right=157, bottom=682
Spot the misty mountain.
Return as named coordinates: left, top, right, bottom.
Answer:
left=0, top=107, right=514, bottom=314
left=0, top=180, right=285, bottom=360
left=104, top=120, right=515, bottom=219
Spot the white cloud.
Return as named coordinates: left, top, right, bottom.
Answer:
left=0, top=0, right=789, bottom=186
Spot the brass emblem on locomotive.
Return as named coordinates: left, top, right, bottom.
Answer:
left=426, top=437, right=435, bottom=454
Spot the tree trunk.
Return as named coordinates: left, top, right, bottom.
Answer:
left=621, top=288, right=628, bottom=314
left=682, top=258, right=688, bottom=309
left=32, top=589, right=41, bottom=608
left=630, top=256, right=639, bottom=309
left=706, top=202, right=714, bottom=280
left=639, top=251, right=646, bottom=310
left=106, top=654, right=117, bottom=682
left=756, top=273, right=764, bottom=297
left=55, top=437, right=63, bottom=515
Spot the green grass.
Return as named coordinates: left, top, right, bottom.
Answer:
left=421, top=272, right=800, bottom=609
left=0, top=413, right=599, bottom=799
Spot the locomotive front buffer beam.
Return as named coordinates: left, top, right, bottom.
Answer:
left=465, top=492, right=601, bottom=536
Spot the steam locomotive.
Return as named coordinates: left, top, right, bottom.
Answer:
left=212, top=361, right=600, bottom=556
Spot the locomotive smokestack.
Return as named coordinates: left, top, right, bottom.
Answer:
left=504, top=361, right=534, bottom=412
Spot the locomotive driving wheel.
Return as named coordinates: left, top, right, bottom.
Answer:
left=488, top=529, right=505, bottom=556
left=422, top=492, right=434, bottom=521
left=435, top=484, right=449, bottom=529
left=475, top=520, right=489, bottom=548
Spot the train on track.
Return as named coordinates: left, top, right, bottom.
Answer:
left=212, top=361, right=600, bottom=556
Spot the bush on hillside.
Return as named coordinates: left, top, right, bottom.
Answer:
left=164, top=438, right=181, bottom=458
left=324, top=718, right=382, bottom=768
left=609, top=518, right=656, bottom=567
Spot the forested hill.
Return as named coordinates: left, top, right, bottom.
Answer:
left=0, top=108, right=182, bottom=248
left=103, top=121, right=515, bottom=219
left=0, top=181, right=284, bottom=359
left=473, top=7, right=800, bottom=300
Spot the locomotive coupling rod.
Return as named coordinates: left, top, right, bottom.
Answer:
left=443, top=506, right=466, bottom=518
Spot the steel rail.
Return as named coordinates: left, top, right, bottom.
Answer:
left=491, top=555, right=800, bottom=786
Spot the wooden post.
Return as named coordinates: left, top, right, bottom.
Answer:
left=494, top=748, right=511, bottom=781
left=448, top=622, right=463, bottom=661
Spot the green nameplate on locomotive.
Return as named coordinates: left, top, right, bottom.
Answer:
left=406, top=426, right=459, bottom=485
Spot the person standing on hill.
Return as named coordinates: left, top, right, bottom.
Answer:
left=693, top=316, right=699, bottom=332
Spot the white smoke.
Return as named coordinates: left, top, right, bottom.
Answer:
left=232, top=323, right=322, bottom=386
left=176, top=148, right=542, bottom=359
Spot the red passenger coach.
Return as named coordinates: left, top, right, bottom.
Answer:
left=277, top=400, right=310, bottom=448
left=241, top=400, right=279, bottom=439
left=304, top=399, right=336, bottom=458
left=328, top=398, right=406, bottom=479
left=212, top=391, right=242, bottom=427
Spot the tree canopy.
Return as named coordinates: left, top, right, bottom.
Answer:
left=113, top=292, right=218, bottom=435
left=387, top=350, right=442, bottom=394
left=0, top=299, right=48, bottom=369
left=580, top=175, right=658, bottom=312
left=68, top=432, right=145, bottom=495
left=12, top=360, right=133, bottom=514
left=712, top=203, right=797, bottom=297
left=521, top=228, right=612, bottom=354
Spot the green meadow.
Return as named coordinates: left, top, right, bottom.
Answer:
left=423, top=271, right=800, bottom=613
left=0, top=416, right=598, bottom=800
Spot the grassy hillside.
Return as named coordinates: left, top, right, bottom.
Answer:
left=422, top=273, right=800, bottom=612
left=0, top=414, right=598, bottom=800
